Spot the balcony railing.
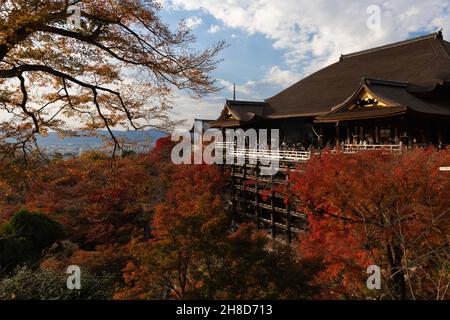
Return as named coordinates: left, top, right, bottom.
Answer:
left=215, top=142, right=403, bottom=163
left=340, top=143, right=403, bottom=154
left=215, top=142, right=311, bottom=162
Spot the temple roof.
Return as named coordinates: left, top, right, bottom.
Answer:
left=316, top=78, right=450, bottom=122
left=210, top=100, right=266, bottom=127
left=212, top=32, right=450, bottom=126
left=264, top=31, right=450, bottom=118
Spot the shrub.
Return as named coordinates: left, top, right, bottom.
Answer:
left=0, top=210, right=65, bottom=271
left=0, top=266, right=114, bottom=300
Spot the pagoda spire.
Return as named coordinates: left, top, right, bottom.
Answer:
left=233, top=82, right=236, bottom=101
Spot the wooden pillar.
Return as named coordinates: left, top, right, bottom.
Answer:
left=231, top=164, right=236, bottom=225
left=318, top=126, right=324, bottom=149
left=346, top=126, right=351, bottom=144
left=243, top=163, right=247, bottom=213
left=438, top=122, right=444, bottom=148
left=270, top=174, right=276, bottom=238
left=286, top=201, right=291, bottom=243
left=255, top=163, right=260, bottom=230
left=335, top=122, right=340, bottom=150
left=285, top=175, right=291, bottom=243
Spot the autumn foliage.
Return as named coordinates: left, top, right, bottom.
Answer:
left=115, top=162, right=320, bottom=299
left=290, top=149, right=450, bottom=300
left=1, top=139, right=449, bottom=300
left=0, top=143, right=320, bottom=300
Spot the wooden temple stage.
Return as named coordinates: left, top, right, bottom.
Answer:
left=216, top=142, right=403, bottom=243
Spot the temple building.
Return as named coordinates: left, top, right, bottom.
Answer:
left=211, top=31, right=450, bottom=150
left=208, top=31, right=450, bottom=243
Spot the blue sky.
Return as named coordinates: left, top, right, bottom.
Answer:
left=160, top=8, right=289, bottom=85
left=158, top=0, right=450, bottom=127
left=160, top=9, right=288, bottom=90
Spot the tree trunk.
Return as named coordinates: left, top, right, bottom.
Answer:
left=386, top=243, right=406, bottom=300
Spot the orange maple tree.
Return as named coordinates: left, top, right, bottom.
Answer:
left=290, top=149, right=450, bottom=299
left=0, top=0, right=224, bottom=156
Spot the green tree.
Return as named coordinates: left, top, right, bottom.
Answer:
left=0, top=210, right=65, bottom=271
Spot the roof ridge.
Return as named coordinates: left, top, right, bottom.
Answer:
left=363, top=77, right=409, bottom=87
left=340, top=31, right=443, bottom=61
left=226, top=99, right=265, bottom=105
left=193, top=118, right=215, bottom=122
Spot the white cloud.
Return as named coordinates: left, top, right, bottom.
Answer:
left=184, top=16, right=203, bottom=29
left=262, top=66, right=300, bottom=88
left=217, top=79, right=257, bottom=96
left=170, top=94, right=225, bottom=128
left=215, top=67, right=299, bottom=102
left=168, top=0, right=450, bottom=76
left=208, top=24, right=221, bottom=33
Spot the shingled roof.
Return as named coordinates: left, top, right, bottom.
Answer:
left=264, top=31, right=450, bottom=118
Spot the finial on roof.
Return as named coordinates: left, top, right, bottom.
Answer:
left=233, top=82, right=236, bottom=101
left=436, top=28, right=443, bottom=39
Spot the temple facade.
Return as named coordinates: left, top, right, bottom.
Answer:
left=211, top=31, right=450, bottom=151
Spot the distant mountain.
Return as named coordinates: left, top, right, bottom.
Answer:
left=36, top=129, right=167, bottom=154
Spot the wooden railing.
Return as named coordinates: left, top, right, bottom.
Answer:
left=231, top=149, right=312, bottom=162
left=215, top=142, right=311, bottom=162
left=215, top=142, right=403, bottom=163
left=341, top=143, right=402, bottom=154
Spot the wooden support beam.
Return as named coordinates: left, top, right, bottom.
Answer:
left=285, top=174, right=291, bottom=243
left=270, top=173, right=276, bottom=238
left=231, top=164, right=236, bottom=225
left=335, top=123, right=340, bottom=150
left=286, top=200, right=292, bottom=243
left=255, top=163, right=260, bottom=230
left=243, top=162, right=247, bottom=212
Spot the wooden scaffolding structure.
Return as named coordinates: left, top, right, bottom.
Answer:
left=230, top=161, right=306, bottom=243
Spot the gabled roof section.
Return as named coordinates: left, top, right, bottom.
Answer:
left=226, top=100, right=266, bottom=121
left=211, top=100, right=266, bottom=128
left=266, top=31, right=450, bottom=118
left=316, top=77, right=450, bottom=122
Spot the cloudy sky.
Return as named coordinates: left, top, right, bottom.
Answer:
left=158, top=0, right=450, bottom=126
